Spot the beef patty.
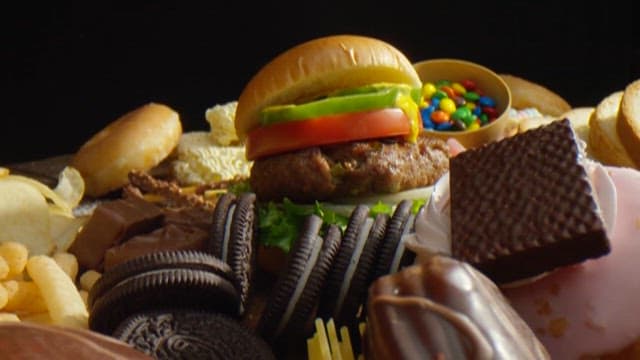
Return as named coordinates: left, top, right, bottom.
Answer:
left=250, top=134, right=449, bottom=203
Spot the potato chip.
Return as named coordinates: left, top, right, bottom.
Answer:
left=0, top=313, right=20, bottom=322
left=79, top=290, right=89, bottom=306
left=79, top=270, right=102, bottom=292
left=49, top=213, right=88, bottom=253
left=2, top=280, right=48, bottom=314
left=54, top=166, right=85, bottom=209
left=4, top=174, right=73, bottom=216
left=26, top=255, right=88, bottom=329
left=0, top=180, right=53, bottom=255
left=0, top=242, right=29, bottom=278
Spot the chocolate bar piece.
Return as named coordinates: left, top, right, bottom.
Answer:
left=365, top=256, right=549, bottom=360
left=69, top=198, right=164, bottom=270
left=450, top=119, right=610, bottom=283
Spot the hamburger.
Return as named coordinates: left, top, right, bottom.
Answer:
left=235, top=35, right=449, bottom=204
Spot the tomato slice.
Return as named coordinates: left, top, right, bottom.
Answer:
left=246, top=108, right=411, bottom=160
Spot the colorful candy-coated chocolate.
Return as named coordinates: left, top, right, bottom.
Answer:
left=422, top=83, right=437, bottom=99
left=451, top=82, right=467, bottom=95
left=418, top=78, right=499, bottom=133
left=478, top=96, right=496, bottom=107
left=461, top=79, right=476, bottom=90
left=431, top=110, right=450, bottom=124
left=439, top=98, right=456, bottom=114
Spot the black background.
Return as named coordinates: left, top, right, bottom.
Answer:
left=3, top=2, right=638, bottom=164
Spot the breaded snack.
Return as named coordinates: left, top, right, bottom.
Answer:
left=500, top=74, right=571, bottom=116
left=616, top=79, right=640, bottom=167
left=589, top=91, right=636, bottom=167
left=71, top=103, right=182, bottom=197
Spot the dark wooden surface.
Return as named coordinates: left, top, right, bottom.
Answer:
left=4, top=2, right=638, bottom=163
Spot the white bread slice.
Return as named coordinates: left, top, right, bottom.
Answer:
left=559, top=107, right=594, bottom=145
left=589, top=91, right=636, bottom=167
left=616, top=79, right=640, bottom=167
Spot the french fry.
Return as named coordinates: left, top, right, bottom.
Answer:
left=52, top=252, right=79, bottom=281
left=79, top=270, right=102, bottom=292
left=2, top=280, right=48, bottom=314
left=0, top=242, right=29, bottom=278
left=26, top=255, right=88, bottom=329
left=0, top=257, right=8, bottom=280
left=0, top=313, right=20, bottom=322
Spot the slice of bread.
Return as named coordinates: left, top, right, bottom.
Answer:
left=589, top=91, right=636, bottom=167
left=616, top=79, right=640, bottom=167
left=559, top=107, right=594, bottom=145
left=499, top=74, right=572, bottom=116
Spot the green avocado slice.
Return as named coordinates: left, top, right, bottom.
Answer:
left=259, top=84, right=417, bottom=125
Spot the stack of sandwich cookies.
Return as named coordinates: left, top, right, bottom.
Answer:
left=257, top=215, right=341, bottom=348
left=450, top=119, right=611, bottom=284
left=208, top=192, right=258, bottom=314
left=88, top=250, right=240, bottom=335
left=114, top=309, right=276, bottom=360
left=371, top=199, right=419, bottom=280
left=319, top=205, right=388, bottom=328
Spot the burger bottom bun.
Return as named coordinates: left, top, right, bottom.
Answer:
left=500, top=74, right=571, bottom=117
left=71, top=103, right=182, bottom=197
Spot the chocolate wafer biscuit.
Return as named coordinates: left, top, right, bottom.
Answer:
left=450, top=119, right=610, bottom=283
left=114, top=310, right=276, bottom=360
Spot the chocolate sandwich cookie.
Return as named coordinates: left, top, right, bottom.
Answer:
left=450, top=119, right=611, bottom=283
left=89, top=250, right=240, bottom=335
left=114, top=309, right=276, bottom=360
left=88, top=249, right=236, bottom=310
left=319, top=205, right=388, bottom=328
left=257, top=215, right=341, bottom=347
left=372, top=200, right=419, bottom=280
left=209, top=192, right=258, bottom=314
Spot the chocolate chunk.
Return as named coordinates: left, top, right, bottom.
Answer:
left=365, top=256, right=550, bottom=360
left=103, top=224, right=209, bottom=271
left=450, top=119, right=610, bottom=283
left=69, top=198, right=164, bottom=270
left=114, top=310, right=276, bottom=360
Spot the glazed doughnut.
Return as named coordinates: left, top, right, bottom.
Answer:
left=71, top=103, right=182, bottom=197
left=499, top=74, right=571, bottom=116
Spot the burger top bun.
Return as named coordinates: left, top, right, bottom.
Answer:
left=71, top=103, right=182, bottom=197
left=235, top=35, right=422, bottom=139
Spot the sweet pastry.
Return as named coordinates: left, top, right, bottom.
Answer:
left=364, top=255, right=550, bottom=359
left=503, top=166, right=640, bottom=359
left=71, top=103, right=182, bottom=197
